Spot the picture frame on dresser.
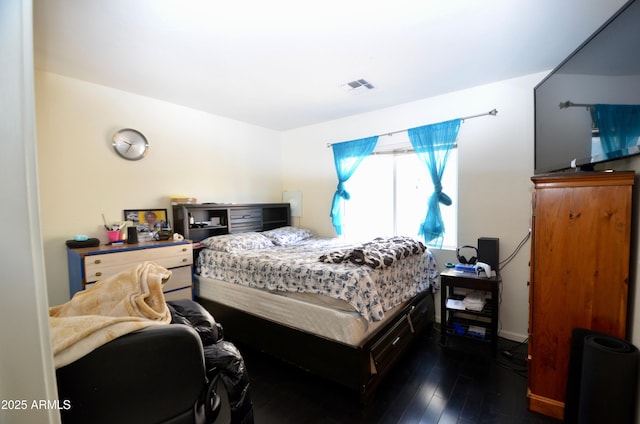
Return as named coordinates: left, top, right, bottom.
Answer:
left=124, top=208, right=169, bottom=232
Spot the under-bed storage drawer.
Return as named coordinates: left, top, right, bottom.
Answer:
left=409, top=293, right=432, bottom=334
left=370, top=313, right=413, bottom=374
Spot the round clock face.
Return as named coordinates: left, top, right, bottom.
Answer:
left=112, top=129, right=149, bottom=160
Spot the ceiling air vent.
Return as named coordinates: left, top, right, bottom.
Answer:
left=340, top=79, right=375, bottom=95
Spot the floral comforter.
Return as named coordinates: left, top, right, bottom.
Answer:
left=196, top=237, right=438, bottom=322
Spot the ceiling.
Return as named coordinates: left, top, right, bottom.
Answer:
left=33, top=0, right=627, bottom=131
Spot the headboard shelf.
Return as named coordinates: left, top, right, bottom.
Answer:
left=172, top=203, right=291, bottom=242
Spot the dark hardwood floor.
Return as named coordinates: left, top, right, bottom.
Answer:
left=228, top=325, right=562, bottom=424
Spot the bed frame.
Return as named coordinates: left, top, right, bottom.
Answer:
left=196, top=288, right=435, bottom=403
left=182, top=204, right=436, bottom=401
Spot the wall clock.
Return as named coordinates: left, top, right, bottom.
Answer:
left=112, top=128, right=149, bottom=161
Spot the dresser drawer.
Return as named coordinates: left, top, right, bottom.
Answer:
left=163, top=266, right=192, bottom=293
left=164, top=287, right=193, bottom=301
left=84, top=244, right=193, bottom=283
left=86, top=265, right=193, bottom=294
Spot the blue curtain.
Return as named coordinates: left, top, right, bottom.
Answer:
left=592, top=104, right=640, bottom=159
left=408, top=119, right=461, bottom=248
left=329, top=136, right=378, bottom=235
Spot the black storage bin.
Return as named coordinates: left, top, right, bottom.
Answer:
left=565, top=328, right=639, bottom=424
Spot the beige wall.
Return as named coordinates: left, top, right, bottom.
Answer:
left=36, top=66, right=640, bottom=346
left=35, top=71, right=283, bottom=306
left=36, top=68, right=640, bottom=345
left=37, top=69, right=543, bottom=341
left=33, top=66, right=640, bottom=416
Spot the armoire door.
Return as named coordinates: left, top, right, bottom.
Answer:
left=527, top=171, right=634, bottom=419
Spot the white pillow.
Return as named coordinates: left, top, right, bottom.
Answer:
left=200, top=232, right=273, bottom=252
left=262, top=226, right=314, bottom=246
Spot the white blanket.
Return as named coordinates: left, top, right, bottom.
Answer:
left=49, top=261, right=172, bottom=368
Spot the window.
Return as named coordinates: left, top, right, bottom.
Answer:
left=341, top=134, right=458, bottom=249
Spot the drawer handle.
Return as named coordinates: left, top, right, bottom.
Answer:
left=94, top=259, right=101, bottom=264
left=182, top=258, right=188, bottom=263
left=95, top=272, right=102, bottom=277
left=407, top=314, right=415, bottom=333
left=392, top=336, right=401, bottom=346
left=182, top=247, right=187, bottom=252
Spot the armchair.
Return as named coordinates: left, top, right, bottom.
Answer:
left=55, top=323, right=221, bottom=424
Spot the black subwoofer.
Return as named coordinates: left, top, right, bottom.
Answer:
left=477, top=237, right=499, bottom=272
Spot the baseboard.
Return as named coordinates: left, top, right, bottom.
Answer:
left=498, top=330, right=528, bottom=343
left=527, top=388, right=564, bottom=420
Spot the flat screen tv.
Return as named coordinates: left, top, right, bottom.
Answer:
left=534, top=0, right=640, bottom=174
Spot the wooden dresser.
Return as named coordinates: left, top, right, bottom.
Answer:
left=67, top=240, right=193, bottom=301
left=527, top=171, right=634, bottom=419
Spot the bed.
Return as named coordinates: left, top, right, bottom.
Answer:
left=193, top=227, right=439, bottom=402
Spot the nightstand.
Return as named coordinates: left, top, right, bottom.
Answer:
left=440, top=269, right=500, bottom=357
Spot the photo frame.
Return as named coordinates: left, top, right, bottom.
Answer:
left=123, top=209, right=169, bottom=233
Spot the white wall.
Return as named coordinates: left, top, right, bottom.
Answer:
left=32, top=66, right=640, bottom=415
left=36, top=69, right=545, bottom=341
left=35, top=72, right=284, bottom=306
left=280, top=71, right=640, bottom=415
left=281, top=73, right=545, bottom=341
left=0, top=1, right=60, bottom=422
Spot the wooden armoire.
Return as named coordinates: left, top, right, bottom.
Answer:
left=527, top=171, right=634, bottom=419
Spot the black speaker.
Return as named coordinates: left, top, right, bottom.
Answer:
left=477, top=237, right=499, bottom=272
left=127, top=226, right=138, bottom=244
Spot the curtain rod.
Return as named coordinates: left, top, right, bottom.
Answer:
left=326, top=108, right=498, bottom=147
left=559, top=101, right=594, bottom=109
